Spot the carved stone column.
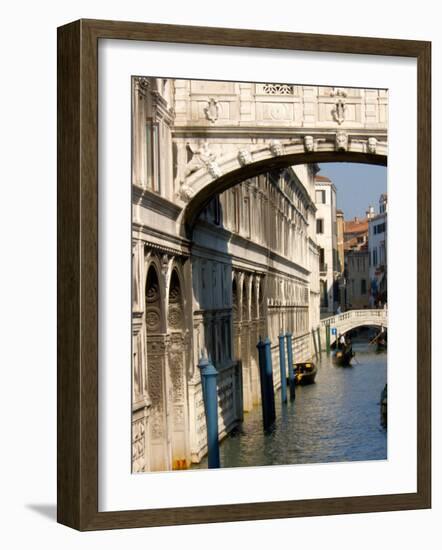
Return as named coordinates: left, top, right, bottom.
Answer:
left=146, top=334, right=170, bottom=471
left=167, top=269, right=191, bottom=469
left=132, top=77, right=149, bottom=188
left=240, top=275, right=253, bottom=411
left=250, top=276, right=261, bottom=405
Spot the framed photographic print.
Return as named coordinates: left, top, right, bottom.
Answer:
left=57, top=19, right=431, bottom=530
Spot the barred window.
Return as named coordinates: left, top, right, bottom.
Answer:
left=262, top=83, right=294, bottom=95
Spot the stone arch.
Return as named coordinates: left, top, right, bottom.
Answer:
left=181, top=148, right=387, bottom=231
left=330, top=321, right=386, bottom=347
left=322, top=310, right=388, bottom=345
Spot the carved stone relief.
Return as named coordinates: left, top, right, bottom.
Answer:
left=330, top=88, right=347, bottom=125
left=335, top=130, right=349, bottom=151
left=262, top=83, right=294, bottom=95
left=204, top=98, right=220, bottom=123
left=269, top=139, right=284, bottom=156
left=237, top=148, right=252, bottom=166
left=367, top=137, right=378, bottom=154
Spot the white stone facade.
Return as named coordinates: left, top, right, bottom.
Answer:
left=368, top=194, right=388, bottom=305
left=314, top=177, right=339, bottom=314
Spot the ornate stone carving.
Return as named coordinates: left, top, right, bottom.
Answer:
left=146, top=308, right=161, bottom=331
left=151, top=408, right=164, bottom=438
left=182, top=141, right=222, bottom=182
left=145, top=336, right=167, bottom=354
left=179, top=184, right=195, bottom=202
left=135, top=76, right=150, bottom=99
left=168, top=306, right=183, bottom=329
left=146, top=282, right=160, bottom=303
left=206, top=160, right=222, bottom=179
left=204, top=98, right=220, bottom=123
left=335, top=130, right=348, bottom=151
left=168, top=282, right=180, bottom=303
left=169, top=351, right=184, bottom=400
left=237, top=148, right=252, bottom=166
left=303, top=135, right=315, bottom=152
left=132, top=418, right=146, bottom=466
left=263, top=83, right=294, bottom=95
left=330, top=88, right=347, bottom=125
left=161, top=254, right=171, bottom=278
left=367, top=137, right=378, bottom=154
left=269, top=139, right=284, bottom=156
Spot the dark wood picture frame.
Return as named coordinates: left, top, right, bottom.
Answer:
left=57, top=18, right=431, bottom=531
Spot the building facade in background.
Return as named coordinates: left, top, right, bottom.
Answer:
left=343, top=214, right=370, bottom=309
left=336, top=209, right=346, bottom=307
left=314, top=175, right=339, bottom=314
left=368, top=193, right=388, bottom=306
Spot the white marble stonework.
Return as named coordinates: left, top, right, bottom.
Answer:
left=131, top=77, right=388, bottom=472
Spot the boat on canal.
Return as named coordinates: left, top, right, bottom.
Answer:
left=333, top=345, right=354, bottom=367
left=370, top=328, right=387, bottom=352
left=380, top=383, right=387, bottom=427
left=294, top=362, right=317, bottom=385
left=376, top=335, right=387, bottom=352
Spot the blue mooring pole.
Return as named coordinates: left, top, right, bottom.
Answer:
left=264, top=337, right=276, bottom=425
left=286, top=332, right=296, bottom=401
left=257, top=337, right=275, bottom=431
left=198, top=355, right=220, bottom=468
left=278, top=333, right=288, bottom=404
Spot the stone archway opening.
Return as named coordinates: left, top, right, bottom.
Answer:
left=182, top=152, right=387, bottom=232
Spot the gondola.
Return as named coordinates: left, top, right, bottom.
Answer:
left=294, top=362, right=317, bottom=385
left=376, top=336, right=387, bottom=352
left=370, top=329, right=387, bottom=352
left=380, top=384, right=387, bottom=427
left=333, top=345, right=354, bottom=367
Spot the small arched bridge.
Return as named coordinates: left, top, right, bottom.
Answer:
left=320, top=309, right=388, bottom=345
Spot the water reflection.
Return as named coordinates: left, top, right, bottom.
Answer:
left=193, top=341, right=387, bottom=469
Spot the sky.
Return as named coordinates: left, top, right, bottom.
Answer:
left=317, top=163, right=387, bottom=220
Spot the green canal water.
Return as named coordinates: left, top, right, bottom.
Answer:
left=192, top=341, right=387, bottom=469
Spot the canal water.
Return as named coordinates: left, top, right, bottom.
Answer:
left=193, top=340, right=387, bottom=469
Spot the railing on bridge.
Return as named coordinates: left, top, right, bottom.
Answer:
left=319, top=308, right=388, bottom=346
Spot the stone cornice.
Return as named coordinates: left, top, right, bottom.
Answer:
left=133, top=186, right=182, bottom=221
left=132, top=223, right=191, bottom=256
left=172, top=127, right=388, bottom=139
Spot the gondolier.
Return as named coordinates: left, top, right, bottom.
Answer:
left=334, top=333, right=354, bottom=366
